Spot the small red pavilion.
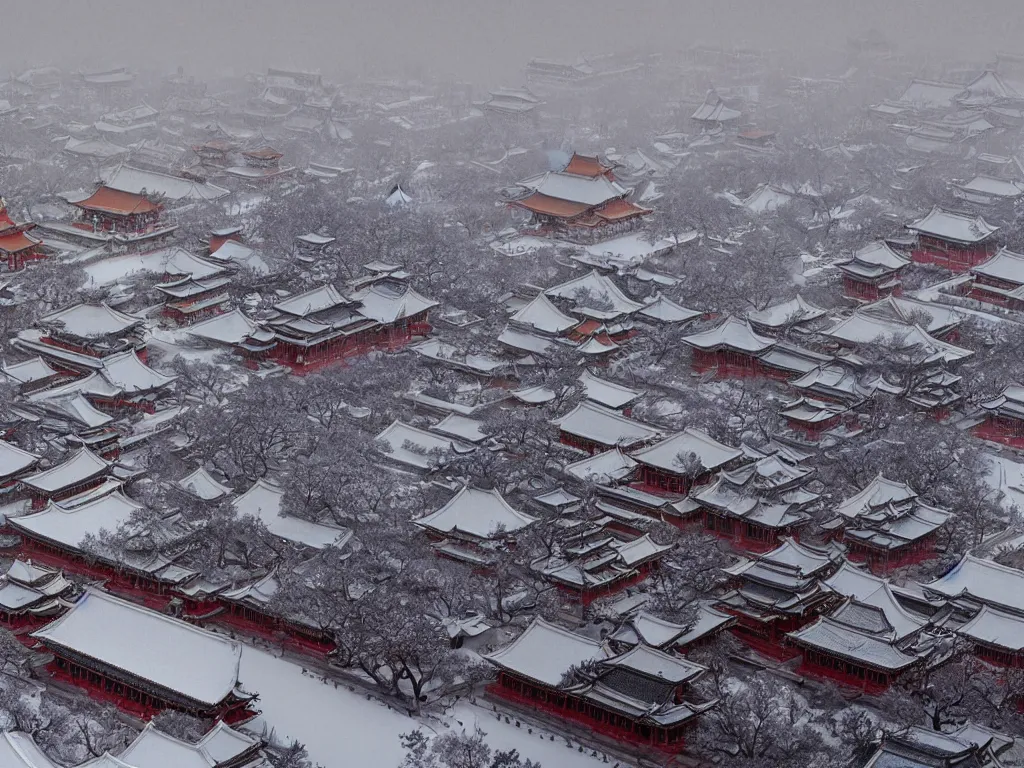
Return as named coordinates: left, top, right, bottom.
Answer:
left=0, top=202, right=45, bottom=271
left=907, top=207, right=999, bottom=272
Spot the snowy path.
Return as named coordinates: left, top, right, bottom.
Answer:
left=239, top=648, right=615, bottom=768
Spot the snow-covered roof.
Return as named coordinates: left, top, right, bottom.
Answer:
left=924, top=554, right=1024, bottom=613
left=2, top=357, right=58, bottom=385
left=430, top=414, right=488, bottom=444
left=32, top=588, right=245, bottom=707
left=102, top=165, right=230, bottom=202
left=824, top=561, right=889, bottom=599
left=0, top=732, right=59, bottom=768
left=788, top=617, right=919, bottom=671
left=274, top=285, right=348, bottom=317
left=692, top=90, right=741, bottom=122
left=39, top=303, right=142, bottom=338
left=518, top=172, right=627, bottom=207
left=681, top=315, right=774, bottom=353
left=98, top=350, right=176, bottom=393
left=497, top=326, right=560, bottom=356
left=19, top=448, right=109, bottom=494
left=9, top=490, right=141, bottom=552
left=0, top=440, right=39, bottom=479
left=746, top=295, right=826, bottom=329
left=741, top=184, right=793, bottom=214
left=957, top=175, right=1024, bottom=199
left=610, top=534, right=672, bottom=566
left=907, top=207, right=998, bottom=244
left=120, top=720, right=258, bottom=768
left=843, top=241, right=910, bottom=271
left=638, top=295, right=701, bottom=324
left=825, top=313, right=972, bottom=363
left=972, top=247, right=1024, bottom=286
left=601, top=643, right=704, bottom=684
left=552, top=401, right=661, bottom=448
left=954, top=604, right=1024, bottom=651
left=898, top=79, right=963, bottom=109
left=375, top=420, right=472, bottom=470
left=484, top=617, right=610, bottom=686
left=187, top=309, right=261, bottom=346
left=415, top=486, right=537, bottom=539
left=578, top=369, right=643, bottom=409
left=837, top=474, right=917, bottom=519
left=564, top=448, right=637, bottom=483
left=630, top=428, right=742, bottom=473
left=232, top=479, right=350, bottom=550
left=860, top=296, right=963, bottom=336
left=544, top=270, right=644, bottom=320
left=351, top=283, right=438, bottom=324
left=177, top=468, right=232, bottom=501
left=510, top=293, right=578, bottom=335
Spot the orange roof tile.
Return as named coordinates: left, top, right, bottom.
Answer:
left=563, top=153, right=614, bottom=178
left=73, top=186, right=160, bottom=216
left=0, top=230, right=39, bottom=254
left=0, top=207, right=15, bottom=231
left=596, top=199, right=651, bottom=221
left=512, top=192, right=592, bottom=219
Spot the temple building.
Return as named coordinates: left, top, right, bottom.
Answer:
left=787, top=576, right=941, bottom=692
left=8, top=489, right=197, bottom=598
left=67, top=186, right=175, bottom=244
left=532, top=528, right=672, bottom=605
left=681, top=315, right=832, bottom=381
left=155, top=275, right=233, bottom=324
left=821, top=475, right=951, bottom=572
left=630, top=428, right=744, bottom=495
left=264, top=282, right=436, bottom=371
left=923, top=554, right=1024, bottom=666
left=480, top=88, right=542, bottom=123
left=608, top=604, right=736, bottom=653
left=17, top=447, right=111, bottom=507
left=505, top=153, right=651, bottom=242
left=717, top=537, right=842, bottom=657
left=967, top=247, right=1024, bottom=310
left=484, top=617, right=715, bottom=752
left=119, top=719, right=267, bottom=768
left=691, top=89, right=742, bottom=132
left=15, top=303, right=146, bottom=372
left=862, top=725, right=1016, bottom=768
left=0, top=201, right=45, bottom=271
left=746, top=295, right=827, bottom=335
left=224, top=146, right=295, bottom=185
left=907, top=207, right=999, bottom=272
left=973, top=384, right=1024, bottom=448
left=0, top=440, right=40, bottom=497
left=685, top=453, right=818, bottom=552
left=31, top=588, right=257, bottom=722
left=552, top=400, right=662, bottom=455
left=837, top=241, right=910, bottom=302
left=414, top=485, right=537, bottom=566
left=0, top=559, right=74, bottom=629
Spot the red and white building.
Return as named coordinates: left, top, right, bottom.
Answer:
left=0, top=202, right=45, bottom=271
left=907, top=207, right=999, bottom=272
left=506, top=153, right=651, bottom=243
left=967, top=247, right=1024, bottom=310
left=836, top=241, right=910, bottom=302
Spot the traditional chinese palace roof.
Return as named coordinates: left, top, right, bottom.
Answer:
left=907, top=207, right=998, bottom=244
left=415, top=486, right=537, bottom=540
left=31, top=588, right=252, bottom=709
left=72, top=186, right=160, bottom=217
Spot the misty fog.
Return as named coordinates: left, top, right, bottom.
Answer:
left=5, top=0, right=1024, bottom=82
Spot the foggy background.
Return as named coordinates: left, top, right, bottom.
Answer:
left=5, top=0, right=1024, bottom=82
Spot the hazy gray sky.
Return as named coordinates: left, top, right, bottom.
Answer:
left=4, top=0, right=1023, bottom=82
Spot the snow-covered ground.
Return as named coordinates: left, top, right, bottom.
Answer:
left=240, top=648, right=617, bottom=768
